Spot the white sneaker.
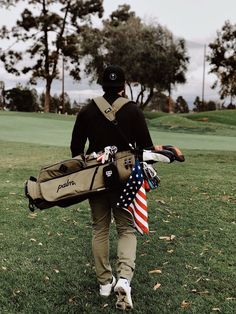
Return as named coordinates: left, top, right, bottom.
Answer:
left=114, top=278, right=133, bottom=310
left=99, top=276, right=116, bottom=297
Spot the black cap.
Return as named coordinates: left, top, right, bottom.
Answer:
left=102, top=65, right=125, bottom=87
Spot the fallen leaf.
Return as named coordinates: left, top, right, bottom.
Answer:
left=167, top=249, right=174, bottom=253
left=212, top=308, right=221, bottom=312
left=38, top=242, right=43, bottom=246
left=191, top=289, right=209, bottom=295
left=30, top=238, right=37, bottom=242
left=164, top=208, right=173, bottom=214
left=226, top=297, right=235, bottom=300
left=181, top=300, right=191, bottom=308
left=159, top=236, right=170, bottom=240
left=157, top=200, right=166, bottom=204
left=149, top=269, right=162, bottom=274
left=102, top=303, right=109, bottom=308
left=69, top=296, right=78, bottom=305
left=195, top=276, right=203, bottom=283
left=159, top=235, right=176, bottom=241
left=2, top=266, right=7, bottom=271
left=44, top=276, right=50, bottom=281
left=13, top=289, right=21, bottom=296
left=28, top=213, right=37, bottom=219
left=54, top=269, right=60, bottom=273
left=153, top=283, right=161, bottom=290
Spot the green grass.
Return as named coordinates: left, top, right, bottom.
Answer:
left=0, top=141, right=235, bottom=313
left=150, top=130, right=236, bottom=151
left=0, top=111, right=236, bottom=313
left=184, top=110, right=236, bottom=126
left=146, top=110, right=236, bottom=137
left=1, top=111, right=236, bottom=150
left=145, top=109, right=236, bottom=127
left=149, top=115, right=236, bottom=137
left=0, top=111, right=73, bottom=147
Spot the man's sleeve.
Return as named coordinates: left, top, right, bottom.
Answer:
left=70, top=111, right=87, bottom=157
left=133, top=107, right=154, bottom=150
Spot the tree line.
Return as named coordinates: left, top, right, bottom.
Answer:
left=0, top=1, right=235, bottom=112
left=2, top=83, right=234, bottom=114
left=0, top=84, right=81, bottom=113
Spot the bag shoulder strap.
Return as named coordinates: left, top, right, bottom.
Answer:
left=93, top=96, right=130, bottom=122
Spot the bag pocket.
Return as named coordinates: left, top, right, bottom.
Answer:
left=103, top=164, right=121, bottom=189
left=115, top=151, right=135, bottom=182
left=38, top=155, right=85, bottom=182
left=40, top=164, right=106, bottom=202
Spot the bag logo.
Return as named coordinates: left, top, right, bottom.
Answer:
left=105, top=170, right=113, bottom=177
left=57, top=179, right=76, bottom=193
left=105, top=108, right=112, bottom=113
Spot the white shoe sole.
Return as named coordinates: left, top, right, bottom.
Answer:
left=115, top=286, right=133, bottom=310
left=99, top=276, right=116, bottom=297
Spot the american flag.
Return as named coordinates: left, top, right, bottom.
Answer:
left=116, top=159, right=149, bottom=235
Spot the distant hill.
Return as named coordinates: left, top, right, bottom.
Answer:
left=183, top=110, right=236, bottom=126
left=145, top=110, right=236, bottom=136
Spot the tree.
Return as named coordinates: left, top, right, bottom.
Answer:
left=0, top=0, right=103, bottom=112
left=5, top=85, right=38, bottom=111
left=193, top=96, right=217, bottom=112
left=174, top=96, right=189, bottom=113
left=0, top=81, right=5, bottom=109
left=193, top=96, right=202, bottom=112
left=206, top=100, right=216, bottom=111
left=207, top=20, right=236, bottom=104
left=81, top=5, right=189, bottom=110
left=146, top=91, right=169, bottom=112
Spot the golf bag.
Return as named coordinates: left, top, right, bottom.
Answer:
left=25, top=150, right=136, bottom=211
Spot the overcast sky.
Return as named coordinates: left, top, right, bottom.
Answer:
left=0, top=0, right=235, bottom=105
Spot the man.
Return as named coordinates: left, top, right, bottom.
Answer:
left=70, top=65, right=153, bottom=310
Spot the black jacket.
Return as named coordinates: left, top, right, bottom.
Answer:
left=70, top=92, right=153, bottom=157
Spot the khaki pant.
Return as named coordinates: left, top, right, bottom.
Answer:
left=89, top=190, right=137, bottom=285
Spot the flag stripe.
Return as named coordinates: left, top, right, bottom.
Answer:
left=132, top=199, right=148, bottom=222
left=122, top=205, right=147, bottom=233
left=135, top=191, right=147, bottom=214
left=128, top=203, right=149, bottom=230
left=128, top=208, right=148, bottom=234
left=136, top=189, right=147, bottom=206
left=117, top=159, right=149, bottom=234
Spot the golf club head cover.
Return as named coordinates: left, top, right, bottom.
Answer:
left=142, top=150, right=174, bottom=163
left=162, top=145, right=185, bottom=162
left=154, top=145, right=185, bottom=162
